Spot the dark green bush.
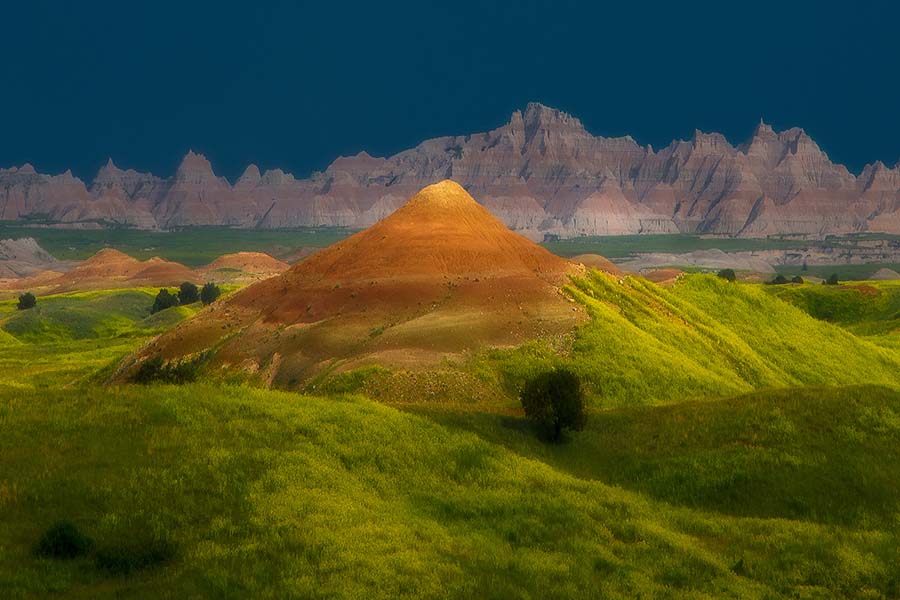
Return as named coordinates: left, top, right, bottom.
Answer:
left=520, top=368, right=586, bottom=442
left=95, top=531, right=176, bottom=576
left=35, top=520, right=93, bottom=559
left=717, top=269, right=736, bottom=282
left=151, top=289, right=180, bottom=314
left=200, top=282, right=221, bottom=305
left=132, top=355, right=201, bottom=384
left=791, top=275, right=804, bottom=284
left=826, top=273, right=840, bottom=285
left=768, top=274, right=789, bottom=285
left=177, top=281, right=199, bottom=305
left=17, top=292, right=36, bottom=310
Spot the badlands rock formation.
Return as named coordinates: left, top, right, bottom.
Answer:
left=0, top=245, right=289, bottom=295
left=3, top=104, right=899, bottom=238
left=118, top=181, right=586, bottom=385
left=870, top=268, right=900, bottom=281
left=198, top=252, right=290, bottom=284
left=618, top=249, right=777, bottom=274
left=0, top=238, right=69, bottom=278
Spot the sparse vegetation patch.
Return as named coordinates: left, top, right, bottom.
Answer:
left=131, top=354, right=204, bottom=384
left=17, top=292, right=36, bottom=310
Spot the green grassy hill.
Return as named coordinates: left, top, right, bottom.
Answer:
left=766, top=280, right=900, bottom=350
left=2, top=289, right=171, bottom=342
left=415, top=385, right=900, bottom=528
left=2, top=275, right=900, bottom=597
left=469, top=273, right=900, bottom=408
left=0, top=289, right=199, bottom=389
left=1, top=384, right=898, bottom=599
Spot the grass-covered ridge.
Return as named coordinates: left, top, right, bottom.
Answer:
left=415, top=385, right=900, bottom=527
left=2, top=275, right=900, bottom=597
left=0, top=289, right=186, bottom=342
left=473, top=273, right=900, bottom=407
left=766, top=280, right=900, bottom=340
left=2, top=384, right=899, bottom=598
left=0, top=288, right=199, bottom=389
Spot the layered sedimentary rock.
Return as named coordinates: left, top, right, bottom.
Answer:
left=115, top=180, right=586, bottom=384
left=2, top=104, right=899, bottom=238
left=0, top=245, right=291, bottom=295
left=0, top=237, right=69, bottom=278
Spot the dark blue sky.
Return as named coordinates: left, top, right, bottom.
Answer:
left=2, top=0, right=898, bottom=181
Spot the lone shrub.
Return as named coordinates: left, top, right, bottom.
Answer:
left=151, top=289, right=179, bottom=314
left=717, top=269, right=736, bottom=282
left=17, top=292, right=36, bottom=310
left=791, top=275, right=804, bottom=284
left=200, top=282, right=221, bottom=305
left=177, top=281, right=199, bottom=305
left=520, top=368, right=586, bottom=442
left=132, top=355, right=201, bottom=384
left=826, top=273, right=840, bottom=285
left=35, top=520, right=93, bottom=559
left=768, top=274, right=789, bottom=285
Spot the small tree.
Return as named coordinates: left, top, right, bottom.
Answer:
left=791, top=275, right=804, bottom=284
left=151, top=289, right=179, bottom=314
left=717, top=268, right=736, bottom=282
left=520, top=369, right=586, bottom=442
left=17, top=292, right=36, bottom=310
left=200, top=282, right=221, bottom=305
left=769, top=274, right=789, bottom=285
left=178, top=282, right=199, bottom=305
left=826, top=273, right=839, bottom=286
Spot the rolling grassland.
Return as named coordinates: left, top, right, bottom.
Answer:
left=0, top=277, right=899, bottom=597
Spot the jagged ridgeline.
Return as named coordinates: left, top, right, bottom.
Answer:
left=2, top=103, right=899, bottom=236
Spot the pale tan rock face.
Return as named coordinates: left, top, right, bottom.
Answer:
left=2, top=104, right=899, bottom=237
left=0, top=237, right=67, bottom=277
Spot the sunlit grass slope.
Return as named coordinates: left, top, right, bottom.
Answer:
left=1, top=384, right=898, bottom=599
left=415, top=384, right=900, bottom=528
left=475, top=273, right=900, bottom=407
left=0, top=289, right=198, bottom=389
left=766, top=280, right=900, bottom=350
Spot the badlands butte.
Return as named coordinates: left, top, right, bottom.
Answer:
left=116, top=180, right=587, bottom=385
left=3, top=103, right=900, bottom=238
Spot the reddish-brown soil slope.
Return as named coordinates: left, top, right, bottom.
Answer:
left=570, top=254, right=624, bottom=276
left=120, top=180, right=586, bottom=385
left=126, top=257, right=200, bottom=286
left=22, top=248, right=198, bottom=293
left=198, top=252, right=290, bottom=283
left=642, top=268, right=684, bottom=285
